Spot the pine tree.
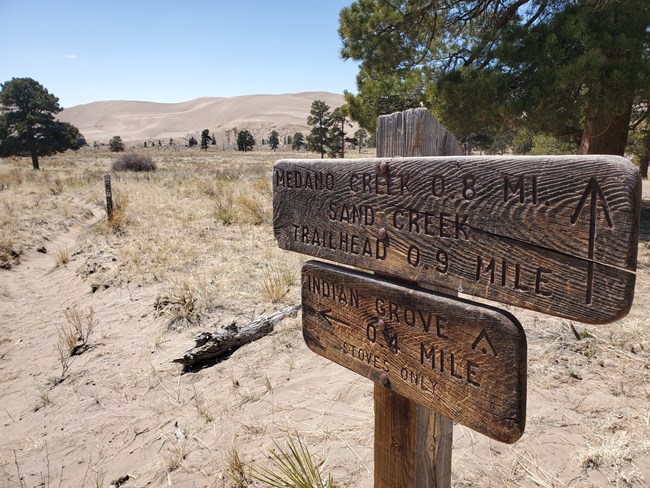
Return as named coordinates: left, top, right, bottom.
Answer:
left=306, top=100, right=333, bottom=158
left=292, top=132, right=305, bottom=151
left=328, top=107, right=351, bottom=158
left=200, top=129, right=211, bottom=150
left=354, top=129, right=368, bottom=154
left=0, top=77, right=84, bottom=169
left=269, top=130, right=280, bottom=151
left=339, top=0, right=650, bottom=155
left=236, top=130, right=255, bottom=152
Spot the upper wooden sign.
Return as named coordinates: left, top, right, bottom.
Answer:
left=274, top=156, right=641, bottom=324
left=302, top=260, right=526, bottom=443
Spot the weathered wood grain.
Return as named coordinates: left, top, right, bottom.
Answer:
left=375, top=108, right=457, bottom=488
left=302, top=260, right=527, bottom=444
left=274, top=155, right=641, bottom=324
left=376, top=108, right=465, bottom=159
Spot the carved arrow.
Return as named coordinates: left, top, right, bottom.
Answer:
left=570, top=177, right=613, bottom=304
left=317, top=309, right=351, bottom=328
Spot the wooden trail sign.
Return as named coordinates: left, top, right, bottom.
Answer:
left=274, top=155, right=641, bottom=324
left=302, top=260, right=527, bottom=443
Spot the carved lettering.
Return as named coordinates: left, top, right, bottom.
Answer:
left=504, top=175, right=538, bottom=204
left=420, top=342, right=482, bottom=387
left=341, top=341, right=390, bottom=372
left=476, top=256, right=554, bottom=297
left=328, top=202, right=375, bottom=226
left=305, top=275, right=360, bottom=309
left=291, top=224, right=387, bottom=260
left=391, top=207, right=470, bottom=241
left=350, top=172, right=413, bottom=195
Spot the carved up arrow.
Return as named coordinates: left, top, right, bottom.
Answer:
left=318, top=309, right=352, bottom=328
left=570, top=177, right=613, bottom=305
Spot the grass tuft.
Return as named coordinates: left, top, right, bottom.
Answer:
left=262, top=267, right=294, bottom=303
left=223, top=445, right=252, bottom=487
left=53, top=247, right=70, bottom=267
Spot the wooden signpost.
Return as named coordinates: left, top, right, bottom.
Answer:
left=272, top=108, right=641, bottom=487
left=302, top=260, right=527, bottom=444
left=274, top=156, right=641, bottom=324
left=104, top=174, right=113, bottom=221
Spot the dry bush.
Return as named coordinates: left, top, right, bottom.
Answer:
left=112, top=153, right=157, bottom=172
left=55, top=305, right=97, bottom=380
left=0, top=235, right=21, bottom=269
left=154, top=276, right=219, bottom=329
left=59, top=305, right=97, bottom=357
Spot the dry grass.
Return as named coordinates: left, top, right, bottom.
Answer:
left=52, top=246, right=69, bottom=266
left=262, top=266, right=295, bottom=303
left=154, top=275, right=219, bottom=329
left=223, top=444, right=252, bottom=487
left=0, top=235, right=21, bottom=269
left=54, top=305, right=97, bottom=381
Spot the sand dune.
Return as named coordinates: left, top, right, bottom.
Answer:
left=58, top=91, right=347, bottom=145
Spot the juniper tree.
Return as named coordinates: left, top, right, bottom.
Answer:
left=109, top=136, right=125, bottom=152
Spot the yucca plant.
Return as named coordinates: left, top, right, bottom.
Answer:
left=252, top=434, right=335, bottom=488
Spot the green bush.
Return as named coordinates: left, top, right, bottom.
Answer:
left=111, top=153, right=156, bottom=172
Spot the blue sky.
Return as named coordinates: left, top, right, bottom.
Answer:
left=0, top=0, right=359, bottom=108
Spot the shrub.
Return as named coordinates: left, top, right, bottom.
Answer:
left=108, top=135, right=125, bottom=152
left=112, top=153, right=157, bottom=172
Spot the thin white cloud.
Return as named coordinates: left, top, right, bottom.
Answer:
left=64, top=54, right=77, bottom=59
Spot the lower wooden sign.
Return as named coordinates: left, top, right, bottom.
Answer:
left=302, top=260, right=527, bottom=443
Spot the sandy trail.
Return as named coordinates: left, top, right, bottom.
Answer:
left=0, top=176, right=648, bottom=488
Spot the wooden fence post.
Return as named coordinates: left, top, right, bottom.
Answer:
left=374, top=108, right=463, bottom=488
left=104, top=174, right=113, bottom=221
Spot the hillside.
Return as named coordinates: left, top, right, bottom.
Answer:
left=58, top=91, right=347, bottom=146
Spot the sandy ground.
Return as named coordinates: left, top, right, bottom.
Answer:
left=0, top=157, right=648, bottom=487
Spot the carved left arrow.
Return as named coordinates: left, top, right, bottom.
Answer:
left=317, top=309, right=351, bottom=328
left=570, top=177, right=614, bottom=304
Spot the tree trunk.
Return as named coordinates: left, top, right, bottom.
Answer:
left=640, top=155, right=648, bottom=179
left=640, top=125, right=650, bottom=179
left=31, top=150, right=40, bottom=170
left=580, top=102, right=632, bottom=156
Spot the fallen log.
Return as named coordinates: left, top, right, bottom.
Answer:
left=173, top=305, right=299, bottom=372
